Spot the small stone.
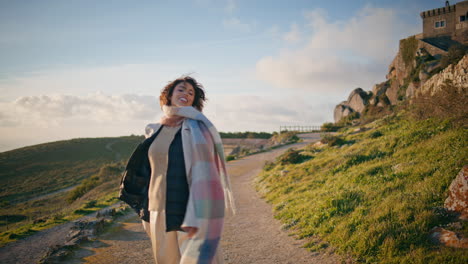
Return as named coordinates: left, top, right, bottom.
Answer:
left=444, top=166, right=468, bottom=220
left=430, top=227, right=468, bottom=249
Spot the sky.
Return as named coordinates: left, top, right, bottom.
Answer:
left=0, top=0, right=456, bottom=152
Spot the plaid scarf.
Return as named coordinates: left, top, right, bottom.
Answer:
left=162, top=105, right=235, bottom=263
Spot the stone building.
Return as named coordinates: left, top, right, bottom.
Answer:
left=420, top=0, right=468, bottom=43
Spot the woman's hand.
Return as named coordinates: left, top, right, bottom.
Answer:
left=182, top=226, right=198, bottom=238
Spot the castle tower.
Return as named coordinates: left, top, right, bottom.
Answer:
left=420, top=0, right=468, bottom=43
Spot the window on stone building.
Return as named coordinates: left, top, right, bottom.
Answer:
left=434, top=20, right=446, bottom=28
left=461, top=15, right=466, bottom=22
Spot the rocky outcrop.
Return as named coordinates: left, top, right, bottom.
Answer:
left=417, top=55, right=468, bottom=97
left=386, top=48, right=410, bottom=105
left=444, top=165, right=468, bottom=220
left=333, top=88, right=372, bottom=123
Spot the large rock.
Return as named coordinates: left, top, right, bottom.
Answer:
left=347, top=88, right=369, bottom=113
left=333, top=102, right=354, bottom=123
left=406, top=81, right=420, bottom=98
left=386, top=77, right=400, bottom=105
left=417, top=55, right=468, bottom=96
left=444, top=165, right=468, bottom=220
left=372, top=81, right=389, bottom=98
left=370, top=81, right=391, bottom=106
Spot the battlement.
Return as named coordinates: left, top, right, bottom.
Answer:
left=420, top=3, right=456, bottom=19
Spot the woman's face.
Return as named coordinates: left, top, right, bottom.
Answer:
left=170, top=82, right=195, bottom=107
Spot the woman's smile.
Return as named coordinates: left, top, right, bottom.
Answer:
left=171, top=82, right=195, bottom=107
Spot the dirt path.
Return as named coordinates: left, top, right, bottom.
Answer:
left=221, top=133, right=338, bottom=264
left=65, top=133, right=338, bottom=263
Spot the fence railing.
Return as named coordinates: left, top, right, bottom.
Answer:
left=279, top=125, right=322, bottom=133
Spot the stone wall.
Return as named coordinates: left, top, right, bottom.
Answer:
left=454, top=1, right=468, bottom=43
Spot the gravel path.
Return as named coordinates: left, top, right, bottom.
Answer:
left=221, top=133, right=338, bottom=264
left=0, top=133, right=340, bottom=264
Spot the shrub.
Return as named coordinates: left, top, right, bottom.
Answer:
left=320, top=135, right=345, bottom=147
left=321, top=122, right=340, bottom=132
left=439, top=44, right=468, bottom=69
left=369, top=131, right=383, bottom=138
left=84, top=200, right=98, bottom=208
left=270, top=132, right=300, bottom=145
left=263, top=161, right=275, bottom=171
left=361, top=105, right=393, bottom=125
left=67, top=176, right=100, bottom=203
left=226, top=155, right=236, bottom=161
left=336, top=112, right=360, bottom=127
left=276, top=148, right=308, bottom=165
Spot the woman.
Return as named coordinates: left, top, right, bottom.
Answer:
left=119, top=76, right=235, bottom=264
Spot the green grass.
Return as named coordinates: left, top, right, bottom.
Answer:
left=256, top=113, right=468, bottom=263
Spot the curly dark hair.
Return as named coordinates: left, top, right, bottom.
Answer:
left=159, top=76, right=207, bottom=111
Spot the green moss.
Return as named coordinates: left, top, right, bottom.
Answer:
left=400, top=36, right=418, bottom=69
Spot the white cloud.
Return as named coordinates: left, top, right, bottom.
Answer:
left=223, top=17, right=253, bottom=33
left=283, top=23, right=301, bottom=44
left=0, top=93, right=160, bottom=128
left=256, top=6, right=419, bottom=92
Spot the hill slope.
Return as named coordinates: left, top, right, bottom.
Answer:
left=0, top=136, right=143, bottom=203
left=256, top=113, right=467, bottom=263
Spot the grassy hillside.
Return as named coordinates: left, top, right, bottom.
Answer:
left=256, top=113, right=467, bottom=263
left=0, top=136, right=143, bottom=246
left=0, top=135, right=143, bottom=203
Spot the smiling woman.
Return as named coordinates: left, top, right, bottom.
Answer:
left=119, top=75, right=234, bottom=264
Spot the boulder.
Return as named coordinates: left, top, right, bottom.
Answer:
left=347, top=88, right=369, bottom=113
left=333, top=102, right=354, bottom=123
left=444, top=165, right=468, bottom=220
left=406, top=82, right=420, bottom=98
left=385, top=77, right=400, bottom=105
left=372, top=81, right=389, bottom=98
